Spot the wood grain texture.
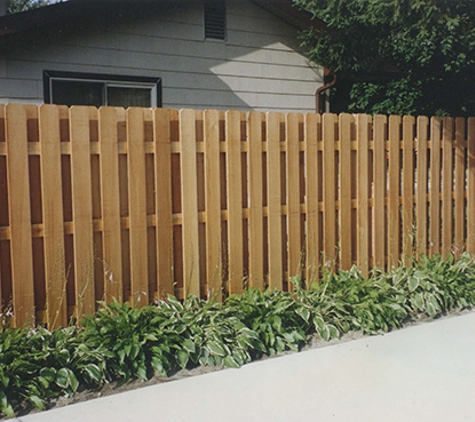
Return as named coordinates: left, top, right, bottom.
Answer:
left=179, top=109, right=200, bottom=297
left=204, top=109, right=223, bottom=300
left=98, top=107, right=123, bottom=303
left=225, top=110, right=244, bottom=295
left=127, top=108, right=149, bottom=306
left=70, top=106, right=95, bottom=318
left=247, top=111, right=264, bottom=289
left=5, top=104, right=35, bottom=327
left=39, top=105, right=67, bottom=329
left=266, top=112, right=283, bottom=290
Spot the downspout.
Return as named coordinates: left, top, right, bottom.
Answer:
left=315, top=72, right=337, bottom=114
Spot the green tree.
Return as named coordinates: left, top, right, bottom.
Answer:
left=294, top=0, right=475, bottom=117
left=7, top=0, right=62, bottom=15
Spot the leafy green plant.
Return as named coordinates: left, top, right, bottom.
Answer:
left=223, top=289, right=308, bottom=356
left=294, top=0, right=475, bottom=116
left=397, top=253, right=475, bottom=317
left=80, top=301, right=181, bottom=383
left=0, top=326, right=82, bottom=417
left=159, top=295, right=263, bottom=369
left=308, top=267, right=409, bottom=335
left=1, top=253, right=475, bottom=418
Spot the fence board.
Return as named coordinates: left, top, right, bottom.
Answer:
left=70, top=106, right=95, bottom=318
left=0, top=104, right=4, bottom=322
left=429, top=117, right=442, bottom=256
left=454, top=118, right=465, bottom=257
left=5, top=104, right=35, bottom=327
left=416, top=117, right=429, bottom=257
left=356, top=114, right=370, bottom=276
left=248, top=111, right=264, bottom=289
left=204, top=110, right=223, bottom=300
left=179, top=109, right=200, bottom=297
left=27, top=107, right=45, bottom=320
left=266, top=112, right=283, bottom=290
left=127, top=108, right=149, bottom=306
left=388, top=115, right=401, bottom=268
left=402, top=116, right=415, bottom=263
left=339, top=114, right=352, bottom=270
left=442, top=117, right=454, bottom=257
left=372, top=115, right=387, bottom=269
left=304, top=113, right=320, bottom=284
left=39, top=105, right=67, bottom=329
left=98, top=107, right=123, bottom=302
left=225, top=110, right=244, bottom=294
left=153, top=108, right=174, bottom=299
left=1, top=104, right=475, bottom=327
left=286, top=113, right=302, bottom=282
left=468, top=118, right=475, bottom=255
left=322, top=114, right=337, bottom=270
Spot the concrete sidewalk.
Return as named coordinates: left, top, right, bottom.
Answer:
left=13, top=312, right=475, bottom=422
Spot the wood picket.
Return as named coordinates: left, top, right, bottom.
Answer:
left=0, top=104, right=474, bottom=327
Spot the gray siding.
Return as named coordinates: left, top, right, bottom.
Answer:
left=0, top=0, right=322, bottom=112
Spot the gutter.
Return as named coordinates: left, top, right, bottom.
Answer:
left=315, top=71, right=337, bottom=114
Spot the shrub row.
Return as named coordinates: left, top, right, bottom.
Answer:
left=2, top=253, right=475, bottom=418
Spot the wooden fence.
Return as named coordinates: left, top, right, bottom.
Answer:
left=0, top=104, right=474, bottom=328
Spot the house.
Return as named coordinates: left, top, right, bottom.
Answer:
left=0, top=0, right=326, bottom=113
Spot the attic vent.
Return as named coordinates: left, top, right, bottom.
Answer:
left=204, top=1, right=226, bottom=40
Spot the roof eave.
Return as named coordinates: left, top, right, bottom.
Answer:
left=0, top=0, right=328, bottom=38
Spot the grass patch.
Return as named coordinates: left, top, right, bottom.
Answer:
left=2, top=253, right=475, bottom=418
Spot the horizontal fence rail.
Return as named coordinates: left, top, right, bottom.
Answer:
left=0, top=104, right=474, bottom=328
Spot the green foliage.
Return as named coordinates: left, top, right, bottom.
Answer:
left=80, top=301, right=179, bottom=383
left=6, top=0, right=62, bottom=15
left=223, top=289, right=309, bottom=357
left=294, top=0, right=475, bottom=116
left=2, top=253, right=475, bottom=417
left=0, top=326, right=82, bottom=417
left=302, top=266, right=408, bottom=335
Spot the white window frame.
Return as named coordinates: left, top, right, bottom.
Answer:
left=43, top=70, right=162, bottom=108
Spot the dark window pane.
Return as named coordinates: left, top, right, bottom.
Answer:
left=52, top=80, right=104, bottom=107
left=107, top=87, right=151, bottom=108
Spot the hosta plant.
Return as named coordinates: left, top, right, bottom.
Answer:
left=1, top=253, right=475, bottom=418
